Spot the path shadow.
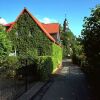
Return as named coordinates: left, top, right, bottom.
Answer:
left=51, top=59, right=94, bottom=100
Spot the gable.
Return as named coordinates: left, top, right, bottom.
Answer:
left=6, top=8, right=56, bottom=43
left=4, top=8, right=61, bottom=47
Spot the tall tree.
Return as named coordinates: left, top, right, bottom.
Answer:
left=61, top=29, right=75, bottom=58
left=81, top=5, right=100, bottom=71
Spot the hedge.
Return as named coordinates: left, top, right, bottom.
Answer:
left=35, top=56, right=53, bottom=81
left=52, top=43, right=62, bottom=70
left=35, top=43, right=62, bottom=81
left=1, top=56, right=19, bottom=78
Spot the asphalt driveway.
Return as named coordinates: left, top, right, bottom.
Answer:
left=40, top=59, right=91, bottom=100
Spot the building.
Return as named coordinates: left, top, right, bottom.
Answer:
left=4, top=8, right=62, bottom=66
left=5, top=8, right=60, bottom=43
left=63, top=18, right=68, bottom=32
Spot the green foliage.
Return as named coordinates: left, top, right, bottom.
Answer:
left=36, top=56, right=53, bottom=81
left=35, top=43, right=62, bottom=81
left=0, top=25, right=12, bottom=62
left=27, top=49, right=38, bottom=59
left=9, top=12, right=52, bottom=57
left=72, top=36, right=86, bottom=69
left=7, top=11, right=62, bottom=80
left=81, top=5, right=100, bottom=72
left=52, top=43, right=62, bottom=69
left=61, top=30, right=75, bottom=58
left=6, top=56, right=18, bottom=68
left=1, top=56, right=19, bottom=78
left=17, top=12, right=52, bottom=56
left=15, top=57, right=37, bottom=79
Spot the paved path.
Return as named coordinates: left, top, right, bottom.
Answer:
left=40, top=59, right=91, bottom=100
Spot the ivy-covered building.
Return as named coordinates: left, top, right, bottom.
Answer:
left=4, top=8, right=62, bottom=77
left=5, top=9, right=61, bottom=43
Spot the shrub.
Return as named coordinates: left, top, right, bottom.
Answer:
left=2, top=56, right=19, bottom=78
left=15, top=57, right=37, bottom=80
left=0, top=25, right=12, bottom=62
left=27, top=49, right=38, bottom=59
left=52, top=43, right=62, bottom=70
left=81, top=5, right=100, bottom=73
left=36, top=56, right=53, bottom=81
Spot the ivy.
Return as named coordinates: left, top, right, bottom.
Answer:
left=0, top=25, right=12, bottom=62
left=7, top=11, right=62, bottom=80
left=9, top=12, right=52, bottom=58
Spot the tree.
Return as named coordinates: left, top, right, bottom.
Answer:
left=61, top=29, right=75, bottom=58
left=0, top=25, right=12, bottom=63
left=72, top=36, right=85, bottom=65
left=81, top=5, right=100, bottom=72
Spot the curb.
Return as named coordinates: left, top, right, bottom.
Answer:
left=52, top=63, right=62, bottom=74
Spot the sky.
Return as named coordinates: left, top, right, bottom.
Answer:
left=0, top=0, right=100, bottom=36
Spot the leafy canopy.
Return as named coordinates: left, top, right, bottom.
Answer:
left=0, top=25, right=12, bottom=62
left=81, top=5, right=100, bottom=68
left=61, top=29, right=75, bottom=58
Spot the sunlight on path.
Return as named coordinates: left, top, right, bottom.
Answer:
left=40, top=59, right=90, bottom=100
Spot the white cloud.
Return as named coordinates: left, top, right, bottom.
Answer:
left=0, top=18, right=7, bottom=25
left=40, top=17, right=57, bottom=24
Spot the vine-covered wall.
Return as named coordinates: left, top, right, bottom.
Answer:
left=9, top=12, right=52, bottom=57
left=7, top=11, right=62, bottom=80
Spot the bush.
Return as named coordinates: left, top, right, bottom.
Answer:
left=81, top=5, right=100, bottom=73
left=15, top=57, right=37, bottom=79
left=33, top=46, right=62, bottom=81
left=2, top=56, right=19, bottom=78
left=36, top=56, right=53, bottom=81
left=72, top=53, right=87, bottom=71
left=52, top=43, right=62, bottom=70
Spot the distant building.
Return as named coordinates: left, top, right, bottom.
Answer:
left=63, top=18, right=68, bottom=32
left=42, top=23, right=60, bottom=42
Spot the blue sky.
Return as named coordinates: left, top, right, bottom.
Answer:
left=0, top=0, right=100, bottom=36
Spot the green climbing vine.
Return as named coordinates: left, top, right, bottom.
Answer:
left=9, top=12, right=52, bottom=57
left=7, top=11, right=62, bottom=80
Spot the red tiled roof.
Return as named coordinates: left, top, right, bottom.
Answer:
left=42, top=23, right=59, bottom=34
left=5, top=22, right=60, bottom=34
left=5, top=22, right=15, bottom=32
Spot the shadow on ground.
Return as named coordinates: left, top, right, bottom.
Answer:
left=41, top=59, right=93, bottom=100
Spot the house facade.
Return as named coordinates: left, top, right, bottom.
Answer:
left=4, top=8, right=62, bottom=73
left=5, top=9, right=61, bottom=43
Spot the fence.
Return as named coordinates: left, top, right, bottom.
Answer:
left=0, top=64, right=36, bottom=100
